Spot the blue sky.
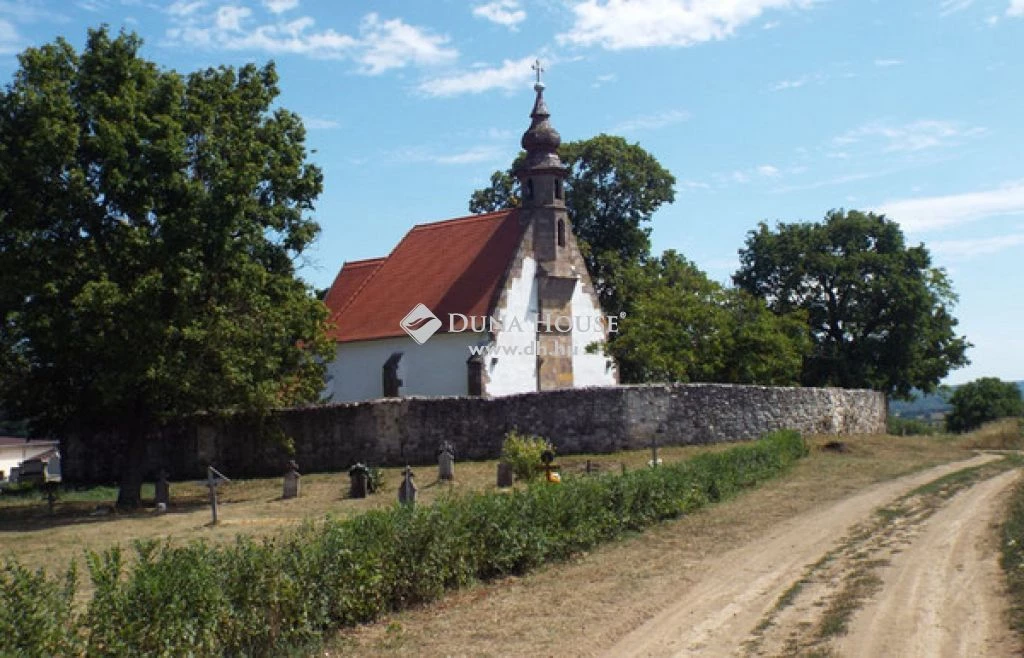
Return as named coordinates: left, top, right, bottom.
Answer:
left=1, top=0, right=1021, bottom=385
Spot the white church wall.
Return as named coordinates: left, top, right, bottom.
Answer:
left=571, top=281, right=618, bottom=387
left=485, top=255, right=540, bottom=397
left=326, top=332, right=486, bottom=403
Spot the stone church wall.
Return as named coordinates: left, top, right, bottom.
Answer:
left=62, top=383, right=886, bottom=482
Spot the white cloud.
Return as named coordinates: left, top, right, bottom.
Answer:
left=164, top=8, right=455, bottom=74
left=215, top=5, right=250, bottom=31
left=387, top=144, right=506, bottom=166
left=263, top=0, right=298, bottom=14
left=757, top=164, right=780, bottom=177
left=558, top=0, right=813, bottom=50
left=357, top=13, right=457, bottom=74
left=874, top=58, right=904, bottom=67
left=0, top=17, right=22, bottom=54
left=613, top=109, right=690, bottom=132
left=167, top=0, right=206, bottom=17
left=930, top=233, right=1024, bottom=260
left=472, top=1, right=526, bottom=29
left=877, top=181, right=1024, bottom=232
left=772, top=72, right=826, bottom=91
left=833, top=119, right=985, bottom=153
left=1009, top=0, right=1024, bottom=16
left=939, top=0, right=975, bottom=16
left=434, top=145, right=505, bottom=165
left=418, top=55, right=538, bottom=97
left=302, top=117, right=340, bottom=129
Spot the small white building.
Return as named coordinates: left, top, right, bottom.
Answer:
left=0, top=436, right=59, bottom=482
left=323, top=77, right=618, bottom=402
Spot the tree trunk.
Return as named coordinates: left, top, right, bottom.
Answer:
left=116, top=428, right=147, bottom=509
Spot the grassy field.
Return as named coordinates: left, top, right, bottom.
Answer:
left=0, top=441, right=739, bottom=578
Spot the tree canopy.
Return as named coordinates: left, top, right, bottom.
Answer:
left=469, top=134, right=676, bottom=312
left=734, top=209, right=970, bottom=397
left=608, top=251, right=810, bottom=384
left=946, top=377, right=1022, bottom=433
left=0, top=28, right=330, bottom=505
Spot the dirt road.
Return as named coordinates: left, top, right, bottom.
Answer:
left=605, top=453, right=1020, bottom=657
left=836, top=468, right=1020, bottom=658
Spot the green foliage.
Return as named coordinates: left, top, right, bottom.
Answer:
left=469, top=134, right=675, bottom=311
left=368, top=466, right=384, bottom=493
left=1001, top=478, right=1024, bottom=637
left=501, top=430, right=554, bottom=481
left=946, top=377, right=1023, bottom=433
left=887, top=416, right=939, bottom=436
left=0, top=28, right=331, bottom=507
left=0, top=560, right=80, bottom=657
left=734, top=209, right=971, bottom=397
left=609, top=251, right=810, bottom=384
left=0, top=431, right=807, bottom=656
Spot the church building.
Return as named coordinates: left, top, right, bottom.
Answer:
left=323, top=70, right=618, bottom=402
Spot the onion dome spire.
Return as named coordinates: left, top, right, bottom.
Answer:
left=519, top=60, right=566, bottom=172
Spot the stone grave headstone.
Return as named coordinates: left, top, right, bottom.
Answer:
left=155, top=469, right=170, bottom=508
left=283, top=460, right=301, bottom=499
left=398, top=466, right=417, bottom=506
left=438, top=440, right=455, bottom=481
left=349, top=463, right=369, bottom=499
left=496, top=462, right=514, bottom=488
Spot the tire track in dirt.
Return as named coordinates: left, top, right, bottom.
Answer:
left=602, top=453, right=1004, bottom=658
left=836, top=468, right=1021, bottom=658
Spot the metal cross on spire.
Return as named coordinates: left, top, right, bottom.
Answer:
left=532, top=59, right=544, bottom=85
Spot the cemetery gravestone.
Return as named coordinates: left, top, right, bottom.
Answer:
left=398, top=466, right=417, bottom=506
left=496, top=462, right=514, bottom=487
left=349, top=463, right=369, bottom=499
left=155, top=469, right=170, bottom=508
left=438, top=441, right=455, bottom=481
left=283, top=460, right=300, bottom=499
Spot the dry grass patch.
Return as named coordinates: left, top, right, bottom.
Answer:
left=961, top=417, right=1024, bottom=450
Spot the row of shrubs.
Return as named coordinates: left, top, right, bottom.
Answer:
left=1, top=429, right=808, bottom=657
left=1002, top=476, right=1024, bottom=638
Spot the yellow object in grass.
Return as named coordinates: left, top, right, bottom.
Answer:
left=546, top=471, right=561, bottom=484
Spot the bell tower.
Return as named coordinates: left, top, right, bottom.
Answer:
left=516, top=61, right=578, bottom=390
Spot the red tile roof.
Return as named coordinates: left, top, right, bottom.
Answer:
left=326, top=210, right=522, bottom=343
left=323, top=257, right=384, bottom=313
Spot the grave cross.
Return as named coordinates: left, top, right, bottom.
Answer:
left=206, top=465, right=231, bottom=524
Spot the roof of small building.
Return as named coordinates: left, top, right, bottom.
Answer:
left=325, top=209, right=522, bottom=343
left=0, top=437, right=57, bottom=448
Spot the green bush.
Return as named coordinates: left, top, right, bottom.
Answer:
left=947, top=377, right=1023, bottom=433
left=0, top=430, right=807, bottom=657
left=887, top=416, right=939, bottom=436
left=501, top=430, right=554, bottom=481
left=1002, top=478, right=1024, bottom=636
left=0, top=560, right=80, bottom=657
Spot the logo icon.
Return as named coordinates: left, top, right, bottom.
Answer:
left=400, top=303, right=442, bottom=345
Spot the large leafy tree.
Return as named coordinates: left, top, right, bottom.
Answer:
left=946, top=377, right=1023, bottom=433
left=469, top=134, right=675, bottom=312
left=0, top=29, right=331, bottom=506
left=734, top=209, right=970, bottom=397
left=609, top=251, right=810, bottom=385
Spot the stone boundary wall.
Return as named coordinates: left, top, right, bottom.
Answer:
left=63, top=383, right=886, bottom=482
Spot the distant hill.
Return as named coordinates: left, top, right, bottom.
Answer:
left=890, top=380, right=1024, bottom=419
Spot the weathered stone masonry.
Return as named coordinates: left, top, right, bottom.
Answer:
left=63, top=383, right=885, bottom=483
